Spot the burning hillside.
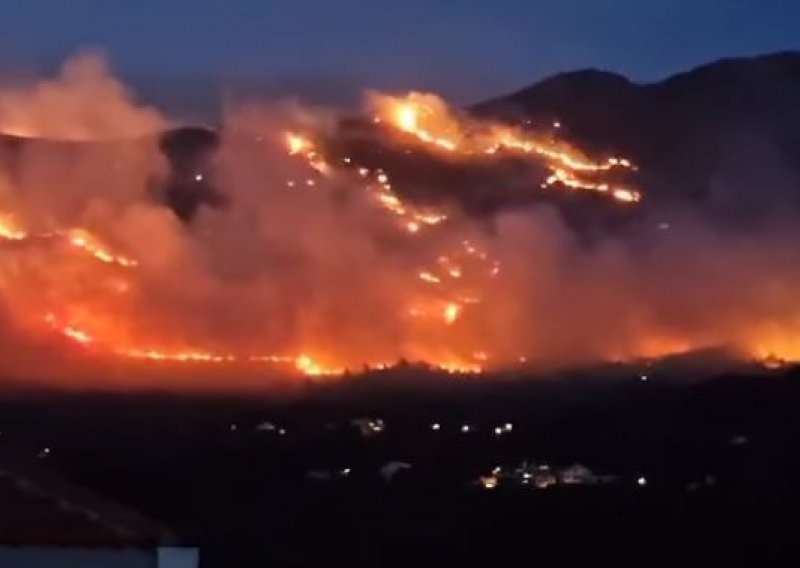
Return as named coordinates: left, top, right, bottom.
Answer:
left=366, top=91, right=639, bottom=204
left=0, top=52, right=798, bottom=387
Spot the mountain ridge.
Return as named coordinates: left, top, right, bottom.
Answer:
left=473, top=51, right=800, bottom=222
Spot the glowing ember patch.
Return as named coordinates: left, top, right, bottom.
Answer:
left=67, top=229, right=138, bottom=267
left=0, top=215, right=26, bottom=241
left=417, top=213, right=447, bottom=225
left=43, top=314, right=93, bottom=345
left=285, top=133, right=311, bottom=155
left=294, top=354, right=341, bottom=376
left=396, top=104, right=418, bottom=132
left=437, top=361, right=482, bottom=374
left=443, top=302, right=461, bottom=325
left=612, top=188, right=640, bottom=203
left=418, top=271, right=441, bottom=284
left=63, top=327, right=93, bottom=344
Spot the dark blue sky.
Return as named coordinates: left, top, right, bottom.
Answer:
left=1, top=0, right=799, bottom=112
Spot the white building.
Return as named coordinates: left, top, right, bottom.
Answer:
left=558, top=464, right=598, bottom=485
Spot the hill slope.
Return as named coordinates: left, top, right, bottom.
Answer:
left=475, top=52, right=800, bottom=224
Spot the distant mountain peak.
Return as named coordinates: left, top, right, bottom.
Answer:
left=518, top=68, right=634, bottom=94
left=664, top=50, right=800, bottom=81
left=477, top=51, right=800, bottom=112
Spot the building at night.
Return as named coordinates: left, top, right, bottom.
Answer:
left=0, top=464, right=197, bottom=568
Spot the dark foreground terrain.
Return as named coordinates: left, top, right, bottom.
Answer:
left=1, top=362, right=800, bottom=567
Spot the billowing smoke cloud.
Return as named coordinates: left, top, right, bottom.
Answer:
left=484, top=208, right=800, bottom=367
left=0, top=52, right=797, bottom=389
left=0, top=51, right=164, bottom=140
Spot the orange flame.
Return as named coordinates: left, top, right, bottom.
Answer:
left=369, top=91, right=640, bottom=204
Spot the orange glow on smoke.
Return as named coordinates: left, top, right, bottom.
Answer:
left=1, top=77, right=798, bottom=386
left=747, top=327, right=800, bottom=365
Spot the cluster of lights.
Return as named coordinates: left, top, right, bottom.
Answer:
left=493, top=422, right=514, bottom=436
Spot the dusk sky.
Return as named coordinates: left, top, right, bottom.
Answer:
left=1, top=0, right=799, bottom=112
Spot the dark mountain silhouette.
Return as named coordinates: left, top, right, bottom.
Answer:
left=475, top=52, right=800, bottom=226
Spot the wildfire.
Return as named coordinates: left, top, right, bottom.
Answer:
left=66, top=229, right=138, bottom=267
left=397, top=104, right=417, bottom=131
left=418, top=271, right=441, bottom=284
left=443, top=302, right=461, bottom=325
left=273, top=107, right=799, bottom=374
left=285, top=132, right=311, bottom=155
left=3, top=77, right=798, bottom=387
left=0, top=214, right=27, bottom=241
left=392, top=101, right=457, bottom=151
left=0, top=212, right=138, bottom=267
left=284, top=131, right=330, bottom=175
left=284, top=134, right=449, bottom=235
left=369, top=91, right=641, bottom=204
left=43, top=312, right=478, bottom=377
left=293, top=354, right=342, bottom=376
left=43, top=313, right=353, bottom=375
left=284, top=119, right=504, bottom=368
